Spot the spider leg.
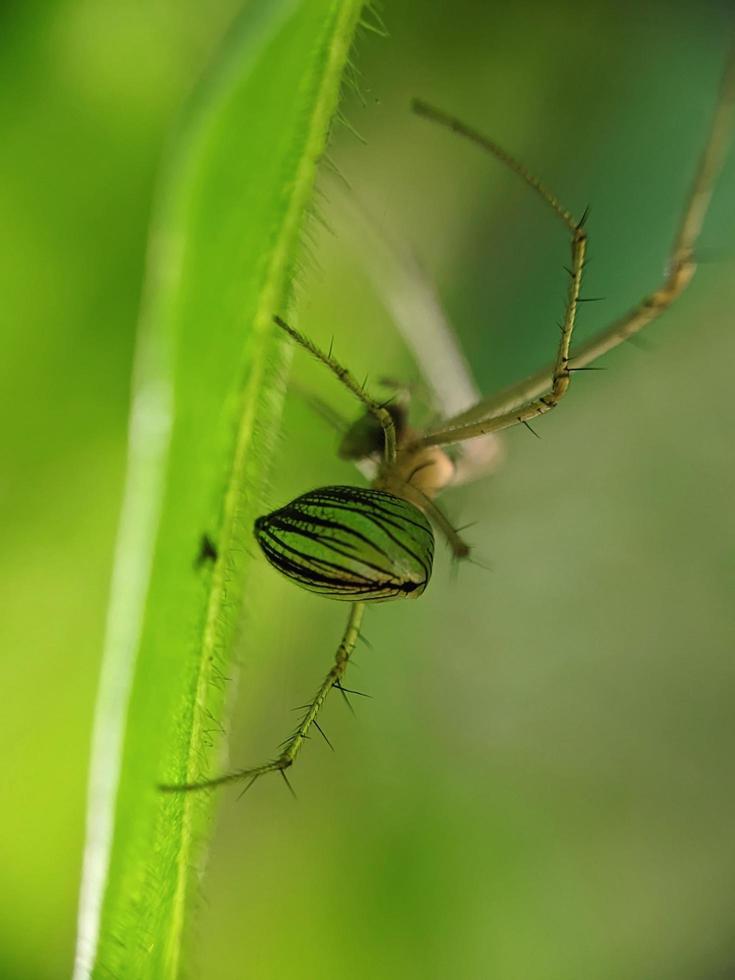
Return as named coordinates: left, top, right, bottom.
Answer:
left=159, top=602, right=366, bottom=794
left=412, top=37, right=735, bottom=449
left=328, top=183, right=505, bottom=480
left=273, top=315, right=397, bottom=465
left=396, top=478, right=470, bottom=559
left=409, top=101, right=587, bottom=451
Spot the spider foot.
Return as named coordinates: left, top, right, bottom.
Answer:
left=158, top=754, right=294, bottom=796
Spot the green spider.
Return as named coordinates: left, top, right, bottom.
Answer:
left=170, top=52, right=735, bottom=795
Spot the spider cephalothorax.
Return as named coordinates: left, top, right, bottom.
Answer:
left=338, top=397, right=458, bottom=500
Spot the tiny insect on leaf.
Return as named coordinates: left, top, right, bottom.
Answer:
left=253, top=485, right=434, bottom=600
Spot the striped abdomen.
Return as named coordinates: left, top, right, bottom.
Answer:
left=254, top=486, right=434, bottom=601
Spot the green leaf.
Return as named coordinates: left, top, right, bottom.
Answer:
left=73, top=2, right=364, bottom=977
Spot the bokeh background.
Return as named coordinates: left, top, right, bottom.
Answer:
left=3, top=1, right=735, bottom=978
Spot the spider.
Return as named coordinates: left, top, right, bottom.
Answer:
left=168, top=42, right=735, bottom=797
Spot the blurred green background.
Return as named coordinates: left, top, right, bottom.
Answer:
left=3, top=1, right=735, bottom=978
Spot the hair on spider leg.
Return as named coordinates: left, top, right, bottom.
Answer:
left=336, top=686, right=356, bottom=716
left=356, top=629, right=373, bottom=651
left=279, top=731, right=310, bottom=750
left=279, top=769, right=297, bottom=799
left=236, top=773, right=261, bottom=801
left=313, top=720, right=335, bottom=752
left=332, top=679, right=368, bottom=716
left=576, top=204, right=592, bottom=230
left=334, top=681, right=372, bottom=699
left=448, top=545, right=493, bottom=577
left=465, top=554, right=494, bottom=573
left=453, top=520, right=479, bottom=534
left=378, top=392, right=401, bottom=410
left=521, top=419, right=542, bottom=439
left=444, top=513, right=491, bottom=573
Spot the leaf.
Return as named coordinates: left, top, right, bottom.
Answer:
left=73, top=2, right=364, bottom=977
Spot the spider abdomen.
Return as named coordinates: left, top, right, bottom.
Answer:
left=254, top=486, right=434, bottom=601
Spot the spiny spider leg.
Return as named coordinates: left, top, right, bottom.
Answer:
left=273, top=314, right=468, bottom=556
left=396, top=476, right=470, bottom=559
left=273, top=315, right=397, bottom=465
left=327, top=184, right=504, bottom=484
left=412, top=36, right=735, bottom=449
left=160, top=602, right=365, bottom=793
left=410, top=99, right=587, bottom=451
